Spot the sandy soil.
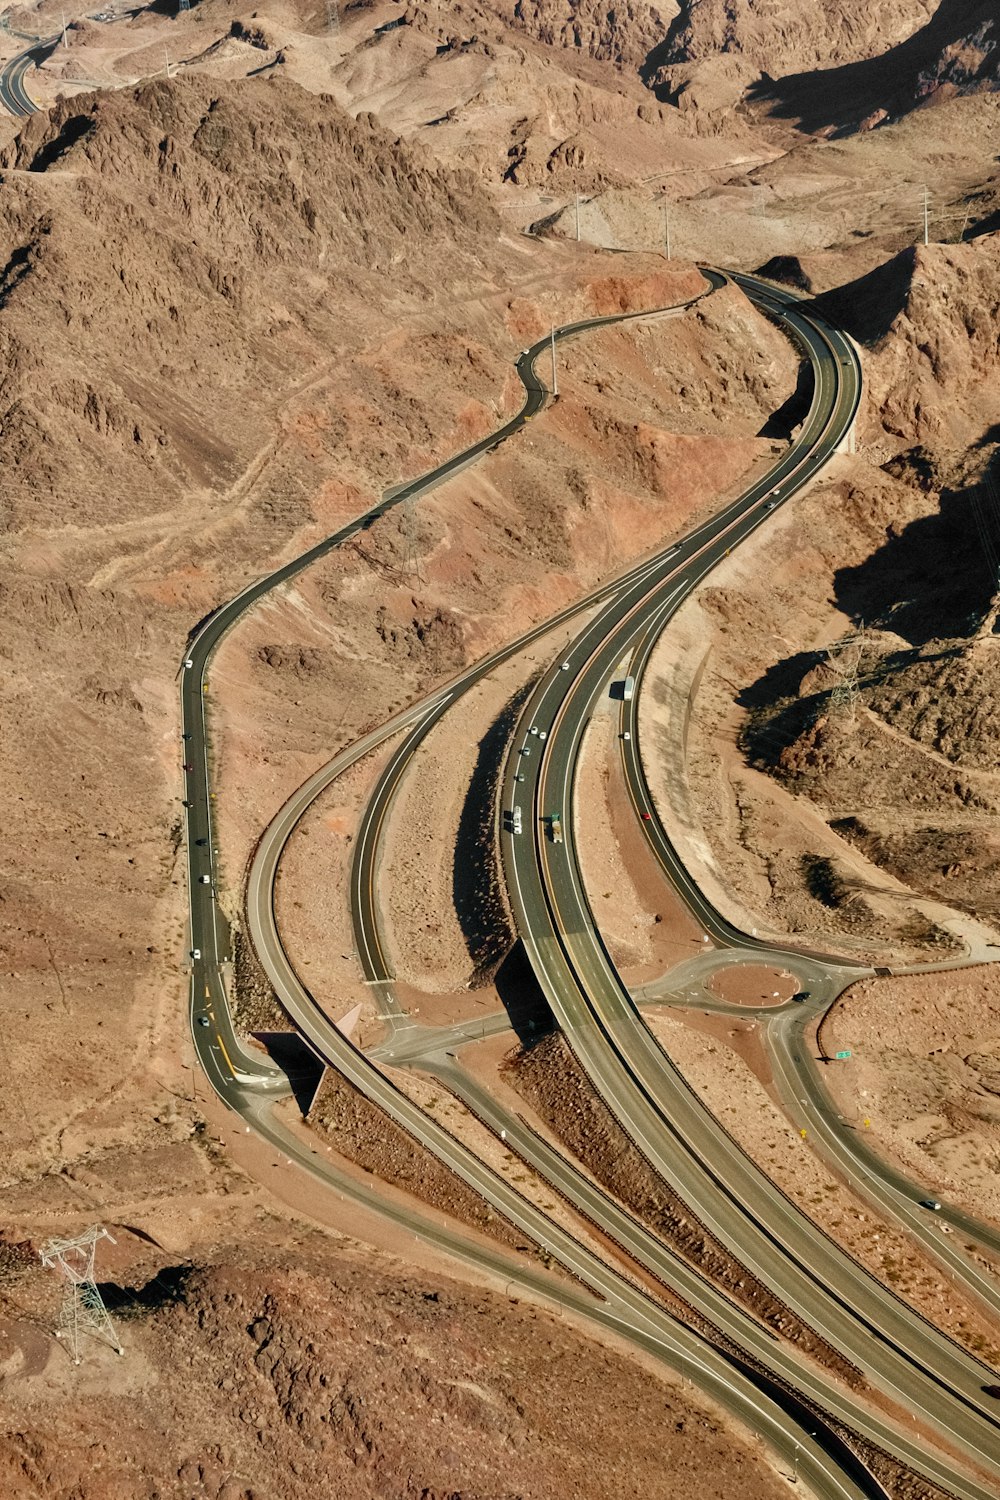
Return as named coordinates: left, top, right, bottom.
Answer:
left=822, top=967, right=1000, bottom=1232
left=709, top=966, right=797, bottom=1004
left=646, top=1006, right=1000, bottom=1366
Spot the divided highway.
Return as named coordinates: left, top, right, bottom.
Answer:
left=180, top=268, right=1000, bottom=1498
left=500, top=274, right=1000, bottom=1483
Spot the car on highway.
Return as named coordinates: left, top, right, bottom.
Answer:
left=920, top=1199, right=942, bottom=1212
left=183, top=762, right=194, bottom=772
left=622, top=730, right=631, bottom=740
left=184, top=658, right=194, bottom=668
left=191, top=948, right=201, bottom=960
left=791, top=990, right=810, bottom=1003
left=197, top=1015, right=210, bottom=1028
left=560, top=662, right=571, bottom=671
left=641, top=812, right=652, bottom=822
left=983, top=1384, right=1000, bottom=1398
left=199, top=875, right=211, bottom=885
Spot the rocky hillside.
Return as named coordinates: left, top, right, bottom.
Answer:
left=0, top=1238, right=790, bottom=1500
left=735, top=234, right=1000, bottom=942
left=642, top=1, right=998, bottom=137
left=755, top=0, right=1000, bottom=134
left=0, top=75, right=501, bottom=533
left=811, top=236, right=1000, bottom=452
left=504, top=0, right=675, bottom=70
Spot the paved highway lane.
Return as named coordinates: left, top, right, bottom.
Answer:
left=181, top=269, right=987, bottom=1497
left=615, top=280, right=1000, bottom=1298
left=182, top=281, right=720, bottom=1093
left=177, top=279, right=893, bottom=1498
left=247, top=728, right=890, bottom=1500
left=0, top=34, right=55, bottom=115
left=324, top=287, right=999, bottom=1493
left=500, top=280, right=1000, bottom=1486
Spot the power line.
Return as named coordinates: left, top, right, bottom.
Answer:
left=40, top=1226, right=124, bottom=1366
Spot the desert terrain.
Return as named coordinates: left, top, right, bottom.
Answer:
left=4, top=0, right=1000, bottom=1495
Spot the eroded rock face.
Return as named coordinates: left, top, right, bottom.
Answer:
left=648, top=0, right=998, bottom=134
left=661, top=0, right=937, bottom=75
left=812, top=238, right=1000, bottom=452
left=506, top=0, right=677, bottom=70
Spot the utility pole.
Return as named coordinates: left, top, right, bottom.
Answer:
left=164, top=46, right=171, bottom=77
left=663, top=201, right=671, bottom=260
left=41, top=1227, right=124, bottom=1366
left=550, top=327, right=558, bottom=399
left=61, top=10, right=67, bottom=46
left=922, top=186, right=930, bottom=247
left=178, top=0, right=191, bottom=13
left=575, top=193, right=581, bottom=242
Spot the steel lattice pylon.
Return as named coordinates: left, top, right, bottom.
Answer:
left=40, top=1226, right=124, bottom=1365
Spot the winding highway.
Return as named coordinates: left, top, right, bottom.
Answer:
left=180, top=268, right=1000, bottom=1498
left=0, top=39, right=44, bottom=115
left=498, top=274, right=1000, bottom=1481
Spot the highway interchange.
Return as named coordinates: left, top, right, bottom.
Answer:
left=180, top=268, right=1000, bottom=1498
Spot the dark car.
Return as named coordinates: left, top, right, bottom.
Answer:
left=791, top=990, right=811, bottom=1003
left=983, top=1385, right=1000, bottom=1398
left=182, top=762, right=194, bottom=772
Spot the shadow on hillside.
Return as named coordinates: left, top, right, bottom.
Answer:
left=738, top=434, right=1000, bottom=767
left=494, top=942, right=554, bottom=1049
left=833, top=438, right=1000, bottom=646
left=452, top=684, right=532, bottom=981
left=806, top=249, right=915, bottom=345
left=758, top=357, right=814, bottom=440
left=745, top=0, right=998, bottom=133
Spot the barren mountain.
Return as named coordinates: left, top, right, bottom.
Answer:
left=754, top=0, right=1000, bottom=135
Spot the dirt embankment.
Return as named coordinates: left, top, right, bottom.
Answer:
left=503, top=1032, right=862, bottom=1385
left=309, top=1068, right=541, bottom=1261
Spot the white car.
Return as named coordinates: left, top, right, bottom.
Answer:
left=191, top=948, right=201, bottom=960
left=184, top=658, right=194, bottom=668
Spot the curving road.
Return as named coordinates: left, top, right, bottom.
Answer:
left=251, top=280, right=997, bottom=1495
left=0, top=39, right=47, bottom=116
left=181, top=269, right=997, bottom=1498
left=177, top=282, right=895, bottom=1495
left=498, top=274, right=1000, bottom=1485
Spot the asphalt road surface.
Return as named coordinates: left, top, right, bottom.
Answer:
left=181, top=270, right=998, bottom=1498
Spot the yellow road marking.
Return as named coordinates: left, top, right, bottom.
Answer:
left=216, top=1032, right=237, bottom=1075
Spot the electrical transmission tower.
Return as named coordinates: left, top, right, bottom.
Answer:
left=326, top=0, right=339, bottom=33
left=827, top=627, right=869, bottom=721
left=178, top=0, right=191, bottom=14
left=40, top=1226, right=124, bottom=1365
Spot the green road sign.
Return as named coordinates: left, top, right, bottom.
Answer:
left=835, top=1049, right=852, bottom=1060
